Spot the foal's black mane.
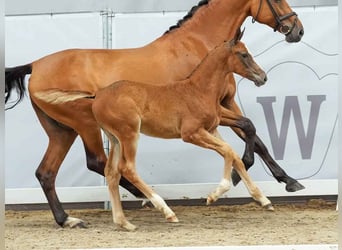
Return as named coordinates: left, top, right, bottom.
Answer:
left=164, top=0, right=210, bottom=34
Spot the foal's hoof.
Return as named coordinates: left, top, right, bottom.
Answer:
left=166, top=215, right=179, bottom=223
left=263, top=203, right=275, bottom=211
left=63, top=217, right=87, bottom=228
left=286, top=180, right=305, bottom=192
left=206, top=195, right=217, bottom=205
left=121, top=222, right=137, bottom=231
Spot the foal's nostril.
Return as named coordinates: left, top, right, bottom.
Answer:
left=264, top=76, right=268, bottom=82
left=299, top=29, right=304, bottom=37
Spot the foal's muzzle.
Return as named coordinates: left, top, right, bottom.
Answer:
left=253, top=72, right=267, bottom=87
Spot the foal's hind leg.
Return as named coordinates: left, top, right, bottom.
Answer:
left=32, top=102, right=86, bottom=228
left=104, top=136, right=137, bottom=231
left=103, top=124, right=178, bottom=230
left=120, top=134, right=178, bottom=224
left=76, top=120, right=146, bottom=199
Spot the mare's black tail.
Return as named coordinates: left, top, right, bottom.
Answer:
left=5, top=64, right=32, bottom=110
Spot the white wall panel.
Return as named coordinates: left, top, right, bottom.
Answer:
left=5, top=13, right=104, bottom=188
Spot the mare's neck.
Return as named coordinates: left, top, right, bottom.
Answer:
left=156, top=0, right=250, bottom=52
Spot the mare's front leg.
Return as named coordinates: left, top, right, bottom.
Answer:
left=219, top=106, right=256, bottom=169
left=221, top=99, right=305, bottom=192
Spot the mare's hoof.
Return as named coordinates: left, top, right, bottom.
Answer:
left=166, top=215, right=179, bottom=223
left=286, top=180, right=305, bottom=192
left=63, top=217, right=87, bottom=228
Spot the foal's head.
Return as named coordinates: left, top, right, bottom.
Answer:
left=227, top=29, right=267, bottom=87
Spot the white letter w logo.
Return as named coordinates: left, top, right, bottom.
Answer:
left=257, top=95, right=326, bottom=160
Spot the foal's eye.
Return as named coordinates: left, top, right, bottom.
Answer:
left=275, top=0, right=281, bottom=3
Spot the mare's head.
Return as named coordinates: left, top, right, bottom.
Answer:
left=227, top=29, right=267, bottom=87
left=250, top=0, right=304, bottom=42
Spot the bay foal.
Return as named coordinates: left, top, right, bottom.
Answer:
left=92, top=36, right=270, bottom=230
left=97, top=37, right=271, bottom=230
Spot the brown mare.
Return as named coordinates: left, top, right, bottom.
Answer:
left=39, top=32, right=272, bottom=230
left=5, top=0, right=304, bottom=228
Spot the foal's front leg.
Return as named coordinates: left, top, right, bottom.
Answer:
left=182, top=127, right=233, bottom=204
left=181, top=127, right=272, bottom=209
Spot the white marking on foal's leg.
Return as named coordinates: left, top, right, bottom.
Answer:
left=141, top=199, right=153, bottom=208
left=63, top=216, right=86, bottom=228
left=207, top=178, right=231, bottom=205
left=246, top=185, right=274, bottom=211
left=259, top=195, right=274, bottom=211
left=150, top=193, right=179, bottom=222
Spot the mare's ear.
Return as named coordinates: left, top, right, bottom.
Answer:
left=229, top=27, right=245, bottom=47
left=235, top=27, right=245, bottom=42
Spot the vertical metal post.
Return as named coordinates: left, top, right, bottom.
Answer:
left=101, top=9, right=114, bottom=210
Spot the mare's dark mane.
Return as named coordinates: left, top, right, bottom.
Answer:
left=164, top=0, right=210, bottom=34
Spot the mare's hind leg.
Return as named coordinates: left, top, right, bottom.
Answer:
left=32, top=102, right=86, bottom=228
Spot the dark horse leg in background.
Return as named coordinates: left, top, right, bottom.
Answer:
left=232, top=134, right=305, bottom=192
left=222, top=100, right=305, bottom=192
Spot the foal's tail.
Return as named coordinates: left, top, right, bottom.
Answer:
left=34, top=89, right=95, bottom=105
left=5, top=64, right=32, bottom=110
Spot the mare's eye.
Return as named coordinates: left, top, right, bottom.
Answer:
left=240, top=53, right=249, bottom=59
